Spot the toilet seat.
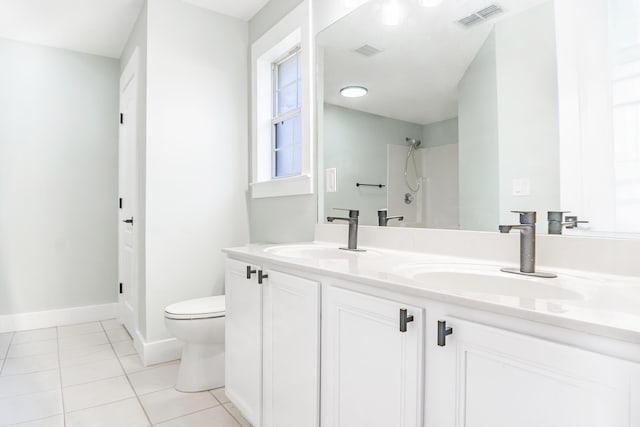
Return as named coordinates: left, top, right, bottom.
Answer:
left=165, top=295, right=225, bottom=320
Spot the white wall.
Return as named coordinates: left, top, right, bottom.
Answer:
left=458, top=31, right=500, bottom=231
left=555, top=0, right=619, bottom=233
left=120, top=2, right=148, bottom=337
left=248, top=0, right=372, bottom=244
left=387, top=144, right=423, bottom=226
left=421, top=144, right=459, bottom=229
left=387, top=143, right=459, bottom=229
left=0, top=38, right=119, bottom=314
left=250, top=0, right=305, bottom=43
left=496, top=1, right=560, bottom=225
left=458, top=1, right=560, bottom=231
left=422, top=118, right=458, bottom=148
left=144, top=0, right=250, bottom=342
left=313, top=0, right=369, bottom=36
left=323, top=104, right=422, bottom=226
left=248, top=0, right=316, bottom=244
left=420, top=118, right=459, bottom=228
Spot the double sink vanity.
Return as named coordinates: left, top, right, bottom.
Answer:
left=229, top=0, right=640, bottom=425
left=223, top=229, right=640, bottom=427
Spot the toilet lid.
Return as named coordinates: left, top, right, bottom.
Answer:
left=165, top=295, right=225, bottom=320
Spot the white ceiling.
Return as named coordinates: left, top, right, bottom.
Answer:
left=181, top=0, right=270, bottom=21
left=0, top=0, right=145, bottom=58
left=0, top=0, right=268, bottom=59
left=319, top=0, right=549, bottom=125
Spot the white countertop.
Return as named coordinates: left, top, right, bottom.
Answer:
left=223, top=242, right=640, bottom=345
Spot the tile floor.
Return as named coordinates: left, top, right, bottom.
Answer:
left=0, top=320, right=251, bottom=426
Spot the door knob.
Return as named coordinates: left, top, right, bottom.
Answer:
left=122, top=217, right=134, bottom=225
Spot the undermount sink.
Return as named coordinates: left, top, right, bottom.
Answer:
left=264, top=244, right=378, bottom=260
left=394, top=264, right=584, bottom=300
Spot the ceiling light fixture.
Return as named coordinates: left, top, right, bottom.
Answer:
left=381, top=0, right=403, bottom=25
left=340, top=86, right=368, bottom=98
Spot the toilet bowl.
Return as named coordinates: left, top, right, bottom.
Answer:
left=164, top=295, right=225, bottom=392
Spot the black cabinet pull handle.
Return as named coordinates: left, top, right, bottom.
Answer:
left=437, top=320, right=453, bottom=346
left=258, top=270, right=269, bottom=284
left=399, top=308, right=414, bottom=332
left=246, top=266, right=257, bottom=279
left=122, top=217, right=134, bottom=225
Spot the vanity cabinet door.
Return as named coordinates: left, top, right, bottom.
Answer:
left=262, top=270, right=320, bottom=427
left=323, top=286, right=424, bottom=427
left=225, top=258, right=262, bottom=427
left=429, top=317, right=637, bottom=427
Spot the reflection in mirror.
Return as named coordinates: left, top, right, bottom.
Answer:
left=317, top=0, right=640, bottom=235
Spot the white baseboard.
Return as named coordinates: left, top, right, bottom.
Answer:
left=0, top=302, right=182, bottom=366
left=0, top=303, right=119, bottom=333
left=138, top=335, right=183, bottom=366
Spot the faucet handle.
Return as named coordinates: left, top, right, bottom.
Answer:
left=334, top=208, right=359, bottom=218
left=510, top=211, right=536, bottom=224
left=565, top=215, right=589, bottom=229
left=547, top=211, right=570, bottom=222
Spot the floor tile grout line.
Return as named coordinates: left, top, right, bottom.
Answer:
left=0, top=332, right=15, bottom=375
left=8, top=413, right=64, bottom=426
left=221, top=402, right=249, bottom=427
left=0, top=366, right=59, bottom=379
left=0, top=375, right=61, bottom=401
left=0, top=352, right=118, bottom=378
left=208, top=390, right=247, bottom=426
left=148, top=400, right=225, bottom=426
left=100, top=320, right=154, bottom=426
left=59, top=372, right=127, bottom=389
left=9, top=328, right=57, bottom=346
left=3, top=348, right=60, bottom=360
left=120, top=360, right=180, bottom=377
left=55, top=326, right=68, bottom=427
left=135, top=384, right=178, bottom=397
left=61, top=393, right=139, bottom=417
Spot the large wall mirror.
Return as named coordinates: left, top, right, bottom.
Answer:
left=317, top=0, right=640, bottom=236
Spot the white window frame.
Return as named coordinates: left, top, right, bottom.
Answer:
left=251, top=1, right=313, bottom=198
left=271, top=47, right=302, bottom=179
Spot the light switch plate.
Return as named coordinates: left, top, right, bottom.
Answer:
left=326, top=168, right=337, bottom=193
left=512, top=178, right=531, bottom=196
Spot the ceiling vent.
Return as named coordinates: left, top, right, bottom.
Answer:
left=354, top=44, right=383, bottom=57
left=457, top=4, right=504, bottom=27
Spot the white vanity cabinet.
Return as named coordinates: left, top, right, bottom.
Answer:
left=262, top=269, right=320, bottom=427
left=427, top=317, right=639, bottom=427
left=225, top=258, right=262, bottom=426
left=225, top=258, right=320, bottom=427
left=322, top=286, right=424, bottom=427
left=225, top=253, right=640, bottom=427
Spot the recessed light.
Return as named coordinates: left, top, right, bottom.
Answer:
left=381, top=0, right=403, bottom=25
left=340, top=86, right=368, bottom=98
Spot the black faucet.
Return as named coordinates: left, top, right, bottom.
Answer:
left=377, top=209, right=404, bottom=226
left=327, top=209, right=362, bottom=251
left=499, top=211, right=556, bottom=278
left=548, top=211, right=589, bottom=235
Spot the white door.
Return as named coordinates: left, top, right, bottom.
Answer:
left=323, top=286, right=423, bottom=427
left=225, top=258, right=262, bottom=427
left=118, top=50, right=138, bottom=336
left=429, top=317, right=637, bottom=427
left=262, top=270, right=320, bottom=427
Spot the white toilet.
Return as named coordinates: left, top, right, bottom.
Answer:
left=164, top=295, right=225, bottom=392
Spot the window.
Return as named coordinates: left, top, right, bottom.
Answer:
left=272, top=48, right=302, bottom=178
left=251, top=1, right=313, bottom=199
